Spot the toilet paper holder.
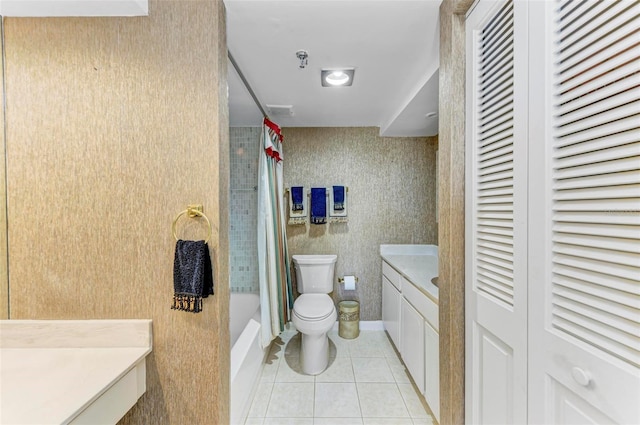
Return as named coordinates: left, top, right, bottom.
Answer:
left=338, top=276, right=359, bottom=284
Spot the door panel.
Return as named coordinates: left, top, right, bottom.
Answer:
left=465, top=0, right=528, bottom=423
left=528, top=1, right=640, bottom=423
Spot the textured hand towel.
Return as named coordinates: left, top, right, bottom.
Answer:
left=172, top=240, right=214, bottom=313
left=332, top=186, right=345, bottom=211
left=291, top=186, right=304, bottom=211
left=310, top=187, right=327, bottom=224
left=288, top=186, right=307, bottom=226
left=329, top=185, right=348, bottom=223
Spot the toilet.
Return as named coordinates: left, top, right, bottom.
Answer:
left=291, top=254, right=337, bottom=375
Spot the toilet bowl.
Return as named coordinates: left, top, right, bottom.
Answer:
left=292, top=294, right=337, bottom=375
left=291, top=254, right=337, bottom=375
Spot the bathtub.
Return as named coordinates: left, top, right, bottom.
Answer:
left=230, top=292, right=267, bottom=425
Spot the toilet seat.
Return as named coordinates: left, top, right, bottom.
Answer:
left=293, top=294, right=335, bottom=321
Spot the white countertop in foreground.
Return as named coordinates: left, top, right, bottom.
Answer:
left=0, top=320, right=152, bottom=425
left=380, top=244, right=439, bottom=301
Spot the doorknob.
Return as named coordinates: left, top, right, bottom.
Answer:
left=571, top=367, right=592, bottom=387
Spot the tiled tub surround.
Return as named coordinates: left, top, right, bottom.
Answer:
left=230, top=127, right=261, bottom=293
left=245, top=328, right=435, bottom=425
left=0, top=320, right=152, bottom=425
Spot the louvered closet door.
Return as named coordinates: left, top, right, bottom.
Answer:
left=464, top=1, right=528, bottom=423
left=528, top=1, right=640, bottom=423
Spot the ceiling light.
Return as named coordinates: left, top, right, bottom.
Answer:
left=321, top=69, right=355, bottom=87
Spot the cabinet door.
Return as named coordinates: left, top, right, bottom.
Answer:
left=401, top=298, right=425, bottom=393
left=425, top=321, right=440, bottom=423
left=382, top=276, right=401, bottom=351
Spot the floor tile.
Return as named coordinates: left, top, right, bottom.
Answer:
left=266, top=383, right=315, bottom=418
left=261, top=356, right=281, bottom=382
left=412, top=418, right=435, bottom=425
left=275, top=355, right=315, bottom=383
left=362, top=418, right=414, bottom=425
left=243, top=330, right=435, bottom=425
left=314, top=418, right=363, bottom=425
left=389, top=363, right=411, bottom=384
left=328, top=332, right=351, bottom=357
left=398, top=383, right=429, bottom=418
left=314, top=383, right=362, bottom=418
left=315, top=356, right=355, bottom=383
left=263, top=418, right=314, bottom=425
left=357, top=383, right=410, bottom=418
left=247, top=382, right=273, bottom=418
left=348, top=333, right=386, bottom=357
left=352, top=357, right=395, bottom=383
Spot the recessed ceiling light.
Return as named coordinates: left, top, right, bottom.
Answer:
left=321, top=69, right=355, bottom=87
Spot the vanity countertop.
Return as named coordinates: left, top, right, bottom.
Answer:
left=380, top=244, right=439, bottom=302
left=0, top=320, right=152, bottom=425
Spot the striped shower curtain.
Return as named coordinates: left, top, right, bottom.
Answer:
left=257, top=118, right=292, bottom=348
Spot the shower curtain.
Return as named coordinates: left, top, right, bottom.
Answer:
left=257, top=118, right=292, bottom=348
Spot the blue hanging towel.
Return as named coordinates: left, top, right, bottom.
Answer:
left=332, top=186, right=345, bottom=211
left=311, top=187, right=327, bottom=224
left=291, top=186, right=304, bottom=211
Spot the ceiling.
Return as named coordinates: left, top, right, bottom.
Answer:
left=225, top=0, right=442, bottom=137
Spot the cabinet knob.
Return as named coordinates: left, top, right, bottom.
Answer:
left=571, top=367, right=591, bottom=387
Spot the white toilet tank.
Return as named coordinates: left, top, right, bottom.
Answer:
left=292, top=255, right=337, bottom=294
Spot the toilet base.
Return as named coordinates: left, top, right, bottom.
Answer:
left=299, top=332, right=330, bottom=375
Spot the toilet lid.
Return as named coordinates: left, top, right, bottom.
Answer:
left=294, top=294, right=335, bottom=321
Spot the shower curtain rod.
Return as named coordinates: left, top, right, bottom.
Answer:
left=228, top=50, right=269, bottom=119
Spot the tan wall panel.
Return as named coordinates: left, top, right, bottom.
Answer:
left=283, top=127, right=438, bottom=321
left=3, top=1, right=229, bottom=423
left=438, top=0, right=474, bottom=423
left=0, top=20, right=7, bottom=320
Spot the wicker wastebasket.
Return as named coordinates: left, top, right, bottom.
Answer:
left=338, top=300, right=360, bottom=339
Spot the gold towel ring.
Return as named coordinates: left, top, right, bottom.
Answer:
left=172, top=205, right=212, bottom=244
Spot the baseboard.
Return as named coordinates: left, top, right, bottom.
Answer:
left=331, top=320, right=384, bottom=331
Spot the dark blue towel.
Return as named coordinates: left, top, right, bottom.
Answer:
left=333, top=186, right=345, bottom=211
left=291, top=186, right=304, bottom=211
left=172, top=240, right=214, bottom=313
left=311, top=187, right=327, bottom=224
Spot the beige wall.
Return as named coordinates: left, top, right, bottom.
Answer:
left=0, top=21, right=7, bottom=320
left=438, top=0, right=474, bottom=423
left=3, top=2, right=230, bottom=423
left=283, top=127, right=438, bottom=321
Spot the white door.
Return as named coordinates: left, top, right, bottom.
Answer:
left=528, top=1, right=640, bottom=423
left=465, top=0, right=529, bottom=423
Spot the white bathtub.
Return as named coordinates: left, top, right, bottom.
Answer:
left=230, top=292, right=267, bottom=425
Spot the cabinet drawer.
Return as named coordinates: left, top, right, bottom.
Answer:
left=402, top=277, right=438, bottom=331
left=382, top=261, right=402, bottom=291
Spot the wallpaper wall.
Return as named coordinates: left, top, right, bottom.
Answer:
left=3, top=2, right=230, bottom=423
left=283, top=127, right=438, bottom=321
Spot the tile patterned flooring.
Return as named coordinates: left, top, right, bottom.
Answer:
left=244, top=328, right=436, bottom=425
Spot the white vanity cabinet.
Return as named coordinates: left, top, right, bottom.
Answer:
left=382, top=261, right=402, bottom=350
left=381, top=257, right=440, bottom=423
